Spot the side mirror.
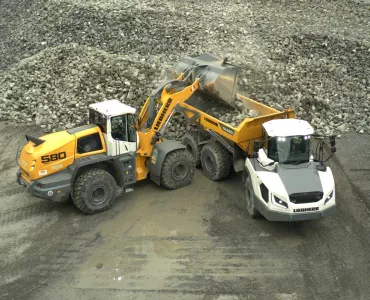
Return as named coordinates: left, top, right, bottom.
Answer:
left=253, top=140, right=261, bottom=151
left=252, top=140, right=261, bottom=158
left=330, top=136, right=336, bottom=147
left=128, top=127, right=137, bottom=142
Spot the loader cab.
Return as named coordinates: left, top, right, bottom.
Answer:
left=258, top=119, right=314, bottom=167
left=88, top=100, right=138, bottom=156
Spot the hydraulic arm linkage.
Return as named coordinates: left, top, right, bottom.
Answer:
left=136, top=74, right=201, bottom=147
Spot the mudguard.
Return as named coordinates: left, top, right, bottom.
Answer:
left=148, top=140, right=187, bottom=186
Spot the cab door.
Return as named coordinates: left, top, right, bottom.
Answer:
left=109, top=114, right=137, bottom=156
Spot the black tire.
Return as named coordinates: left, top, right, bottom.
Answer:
left=200, top=142, right=232, bottom=181
left=72, top=168, right=117, bottom=215
left=160, top=149, right=196, bottom=190
left=181, top=131, right=203, bottom=167
left=245, top=173, right=260, bottom=218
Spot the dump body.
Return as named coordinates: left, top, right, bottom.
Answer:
left=178, top=92, right=295, bottom=155
left=172, top=53, right=295, bottom=154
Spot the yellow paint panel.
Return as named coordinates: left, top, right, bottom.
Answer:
left=19, top=126, right=107, bottom=182
left=74, top=127, right=107, bottom=160
left=20, top=130, right=75, bottom=181
left=136, top=155, right=149, bottom=181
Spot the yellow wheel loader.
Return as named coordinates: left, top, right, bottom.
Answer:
left=16, top=53, right=337, bottom=220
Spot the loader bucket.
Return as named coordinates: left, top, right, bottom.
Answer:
left=173, top=53, right=240, bottom=108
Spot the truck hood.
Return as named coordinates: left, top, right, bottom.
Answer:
left=276, top=163, right=323, bottom=195
left=255, top=162, right=327, bottom=203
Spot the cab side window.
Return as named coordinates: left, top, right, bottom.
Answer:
left=267, top=137, right=278, bottom=161
left=111, top=116, right=127, bottom=141
left=77, top=133, right=103, bottom=154
left=127, top=114, right=137, bottom=142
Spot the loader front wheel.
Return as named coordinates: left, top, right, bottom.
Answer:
left=245, top=174, right=260, bottom=218
left=181, top=131, right=203, bottom=167
left=200, top=142, right=231, bottom=181
left=72, top=168, right=117, bottom=215
left=160, top=149, right=196, bottom=190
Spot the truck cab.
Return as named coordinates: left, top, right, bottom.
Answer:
left=244, top=119, right=336, bottom=221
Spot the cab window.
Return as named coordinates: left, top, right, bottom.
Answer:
left=77, top=133, right=103, bottom=153
left=111, top=115, right=127, bottom=141
left=89, top=109, right=107, bottom=133
left=127, top=114, right=137, bottom=142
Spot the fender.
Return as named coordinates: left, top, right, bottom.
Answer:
left=69, top=153, right=124, bottom=186
left=149, top=140, right=187, bottom=186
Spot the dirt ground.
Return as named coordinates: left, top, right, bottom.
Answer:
left=0, top=123, right=370, bottom=300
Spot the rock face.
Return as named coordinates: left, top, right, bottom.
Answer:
left=0, top=0, right=369, bottom=138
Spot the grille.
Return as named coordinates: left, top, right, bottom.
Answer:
left=260, top=184, right=269, bottom=203
left=289, top=192, right=323, bottom=204
left=20, top=167, right=29, bottom=178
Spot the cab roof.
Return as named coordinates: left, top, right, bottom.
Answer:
left=89, top=99, right=136, bottom=117
left=263, top=119, right=314, bottom=137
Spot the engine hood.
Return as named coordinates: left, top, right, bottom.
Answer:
left=276, top=163, right=323, bottom=195
left=23, top=131, right=75, bottom=155
left=19, top=131, right=76, bottom=181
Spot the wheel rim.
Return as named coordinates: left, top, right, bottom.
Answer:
left=204, top=154, right=214, bottom=173
left=172, top=161, right=189, bottom=180
left=89, top=185, right=109, bottom=205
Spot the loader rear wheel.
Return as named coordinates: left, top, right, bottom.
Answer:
left=160, top=149, right=196, bottom=190
left=245, top=174, right=260, bottom=218
left=200, top=142, right=231, bottom=181
left=181, top=131, right=203, bottom=167
left=72, top=168, right=117, bottom=215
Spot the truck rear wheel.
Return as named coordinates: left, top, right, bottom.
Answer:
left=245, top=174, right=260, bottom=218
left=200, top=142, right=231, bottom=181
left=160, top=149, right=196, bottom=190
left=72, top=168, right=117, bottom=215
left=181, top=131, right=203, bottom=167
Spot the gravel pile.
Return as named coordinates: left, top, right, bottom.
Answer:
left=0, top=0, right=369, bottom=138
left=238, top=34, right=370, bottom=136
left=0, top=44, right=175, bottom=132
left=0, top=44, right=251, bottom=138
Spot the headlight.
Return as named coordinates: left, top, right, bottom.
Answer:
left=273, top=195, right=288, bottom=209
left=324, top=190, right=334, bottom=204
left=38, top=170, right=48, bottom=176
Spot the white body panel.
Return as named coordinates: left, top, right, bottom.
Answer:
left=263, top=119, right=314, bottom=137
left=245, top=158, right=336, bottom=217
left=89, top=99, right=136, bottom=117
left=103, top=120, right=138, bottom=157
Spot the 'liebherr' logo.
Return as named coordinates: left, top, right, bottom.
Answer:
left=294, top=207, right=319, bottom=213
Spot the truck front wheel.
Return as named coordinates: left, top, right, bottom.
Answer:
left=200, top=142, right=231, bottom=181
left=245, top=175, right=260, bottom=218
left=160, top=149, right=196, bottom=190
left=72, top=168, right=118, bottom=214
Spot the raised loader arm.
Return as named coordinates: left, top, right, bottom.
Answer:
left=136, top=74, right=201, bottom=148
left=136, top=53, right=240, bottom=150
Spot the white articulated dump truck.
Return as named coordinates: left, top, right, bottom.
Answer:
left=243, top=119, right=337, bottom=221
left=173, top=53, right=337, bottom=222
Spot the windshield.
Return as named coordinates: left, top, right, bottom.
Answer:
left=89, top=109, right=107, bottom=133
left=267, top=135, right=310, bottom=164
